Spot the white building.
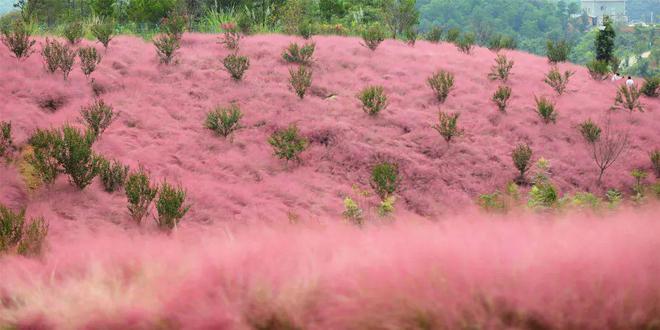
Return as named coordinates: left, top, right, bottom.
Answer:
left=581, top=0, right=628, bottom=24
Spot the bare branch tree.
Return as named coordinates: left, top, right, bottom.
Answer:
left=588, top=117, right=630, bottom=185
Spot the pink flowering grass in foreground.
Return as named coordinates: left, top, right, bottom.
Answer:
left=2, top=209, right=660, bottom=329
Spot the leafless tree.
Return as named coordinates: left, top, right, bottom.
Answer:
left=586, top=116, right=630, bottom=185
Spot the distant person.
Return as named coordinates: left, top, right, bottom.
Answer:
left=611, top=72, right=622, bottom=82
left=626, top=76, right=634, bottom=87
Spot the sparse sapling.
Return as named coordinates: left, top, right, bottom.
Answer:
left=492, top=85, right=511, bottom=112
left=205, top=104, right=243, bottom=138
left=512, top=143, right=533, bottom=183
left=268, top=125, right=309, bottom=163
left=223, top=54, right=250, bottom=80
left=433, top=111, right=463, bottom=143
left=427, top=70, right=454, bottom=103
left=78, top=46, right=102, bottom=78
left=289, top=65, right=312, bottom=99
left=155, top=181, right=190, bottom=231
left=125, top=167, right=158, bottom=225
left=80, top=99, right=116, bottom=139
left=358, top=86, right=388, bottom=116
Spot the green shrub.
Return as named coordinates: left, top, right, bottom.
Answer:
left=268, top=125, right=308, bottom=163
left=343, top=197, right=363, bottom=226
left=640, top=76, right=659, bottom=97
left=544, top=66, right=574, bottom=95
left=91, top=20, right=115, bottom=49
left=125, top=167, right=158, bottom=225
left=371, top=162, right=399, bottom=200
left=534, top=96, right=557, bottom=123
left=358, top=86, right=388, bottom=116
left=0, top=205, right=49, bottom=257
left=80, top=99, right=116, bottom=139
left=282, top=42, right=315, bottom=65
left=512, top=143, right=533, bottom=183
left=478, top=192, right=507, bottom=213
left=427, top=70, right=454, bottom=103
left=361, top=24, right=386, bottom=51
left=586, top=59, right=610, bottom=80
left=16, top=216, right=48, bottom=257
left=0, top=205, right=24, bottom=253
left=527, top=182, right=559, bottom=209
left=425, top=26, right=443, bottom=43
left=631, top=168, right=647, bottom=198
left=546, top=39, right=570, bottom=63
left=98, top=157, right=129, bottom=193
left=606, top=189, right=623, bottom=208
left=432, top=111, right=462, bottom=143
left=492, top=85, right=511, bottom=112
left=154, top=33, right=180, bottom=64
left=378, top=196, right=396, bottom=216
left=0, top=121, right=12, bottom=157
left=41, top=38, right=62, bottom=73
left=205, top=104, right=243, bottom=138
left=1, top=19, right=36, bottom=60
left=155, top=181, right=190, bottom=231
left=58, top=44, right=76, bottom=80
left=55, top=125, right=103, bottom=190
left=289, top=66, right=312, bottom=99
left=223, top=54, right=250, bottom=80
left=456, top=32, right=475, bottom=54
left=78, top=46, right=102, bottom=78
left=298, top=20, right=314, bottom=39
left=404, top=28, right=417, bottom=46
left=219, top=22, right=241, bottom=51
left=651, top=149, right=660, bottom=178
left=578, top=119, right=601, bottom=144
left=488, top=54, right=514, bottom=82
left=613, top=84, right=644, bottom=112
left=63, top=21, right=83, bottom=44
left=445, top=28, right=460, bottom=42
left=27, top=129, right=61, bottom=184
left=564, top=192, right=601, bottom=210
left=487, top=34, right=516, bottom=51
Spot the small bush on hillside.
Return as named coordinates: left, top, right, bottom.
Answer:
left=41, top=38, right=62, bottom=73
left=544, top=66, right=574, bottom=95
left=433, top=111, right=463, bottom=143
left=155, top=181, right=190, bottom=231
left=0, top=205, right=23, bottom=253
left=91, top=20, right=114, bottom=49
left=528, top=182, right=559, bottom=209
left=27, top=129, right=61, bottom=184
left=282, top=42, right=315, bottom=65
left=445, top=28, right=460, bottom=42
left=219, top=22, right=241, bottom=51
left=125, top=167, right=158, bottom=225
left=98, top=157, right=129, bottom=193
left=404, top=28, right=417, bottom=46
left=534, top=96, right=557, bottom=123
left=378, top=196, right=396, bottom=216
left=58, top=44, right=76, bottom=80
left=631, top=168, right=647, bottom=199
left=641, top=76, right=659, bottom=97
left=343, top=197, right=363, bottom=226
left=650, top=149, right=660, bottom=178
left=578, top=119, right=601, bottom=144
left=205, top=104, right=243, bottom=138
left=358, top=86, right=388, bottom=116
left=606, top=189, right=623, bottom=208
left=16, top=216, right=48, bottom=257
left=371, top=162, right=399, bottom=200
left=269, top=125, right=308, bottom=163
left=512, top=143, right=533, bottom=183
left=0, top=121, right=12, bottom=157
left=80, top=99, right=116, bottom=139
left=456, top=32, right=475, bottom=54
left=563, top=192, right=601, bottom=210
left=488, top=54, right=514, bottom=82
left=298, top=20, right=314, bottom=39
left=361, top=24, right=385, bottom=51
left=55, top=125, right=102, bottom=190
left=546, top=39, right=570, bottom=63
left=223, top=54, right=250, bottom=80
left=1, top=20, right=36, bottom=60
left=0, top=205, right=48, bottom=257
left=63, top=21, right=83, bottom=44
left=492, top=85, right=512, bottom=112
left=478, top=192, right=507, bottom=213
left=289, top=66, right=312, bottom=99
left=586, top=59, right=610, bottom=80
left=154, top=33, right=180, bottom=64
left=613, top=84, right=643, bottom=112
left=487, top=34, right=516, bottom=51
left=78, top=46, right=102, bottom=78
left=427, top=70, right=454, bottom=103
left=425, top=26, right=443, bottom=43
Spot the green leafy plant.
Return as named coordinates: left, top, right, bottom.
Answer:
left=492, top=85, right=512, bottom=112
left=527, top=182, right=559, bottom=209
left=223, top=54, right=250, bottom=80
left=425, top=26, right=443, bottom=43
left=404, top=28, right=417, bottom=46
left=91, top=20, right=114, bottom=49
left=282, top=42, right=315, bottom=65
left=268, top=125, right=309, bottom=163
left=63, top=21, right=83, bottom=44
left=1, top=19, right=36, bottom=60
left=0, top=121, right=12, bottom=157
left=606, top=189, right=623, bottom=208
left=358, top=86, right=388, bottom=116
left=155, top=181, right=190, bottom=231
left=371, top=162, right=399, bottom=200
left=98, top=157, right=129, bottom=193
left=0, top=205, right=23, bottom=253
left=478, top=193, right=507, bottom=213
left=16, top=216, right=48, bottom=257
left=640, top=76, right=659, bottom=97
left=534, top=96, right=557, bottom=123
left=125, top=167, right=158, bottom=225
left=361, top=24, right=385, bottom=51
left=586, top=59, right=610, bottom=80
left=54, top=125, right=103, bottom=190
left=650, top=149, right=660, bottom=178
left=487, top=34, right=516, bottom=51
left=488, top=54, right=514, bottom=82
left=41, top=38, right=62, bottom=73
left=427, top=70, right=454, bottom=103
left=80, top=99, right=116, bottom=139
left=544, top=66, right=574, bottom=95
left=613, top=84, right=644, bottom=112
left=27, top=129, right=61, bottom=184
left=1, top=205, right=48, bottom=257
left=219, top=22, right=241, bottom=51
left=445, top=28, right=460, bottom=42
left=154, top=33, right=180, bottom=64
left=378, top=196, right=396, bottom=216
left=595, top=16, right=615, bottom=63
left=631, top=168, right=647, bottom=199
left=456, top=32, right=475, bottom=54
left=78, top=46, right=102, bottom=78
left=342, top=197, right=363, bottom=226
left=205, top=104, right=243, bottom=138
left=433, top=111, right=462, bottom=143
left=546, top=39, right=570, bottom=63
left=578, top=119, right=601, bottom=144
left=289, top=66, right=312, bottom=99
left=58, top=44, right=76, bottom=80
left=512, top=143, right=533, bottom=183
